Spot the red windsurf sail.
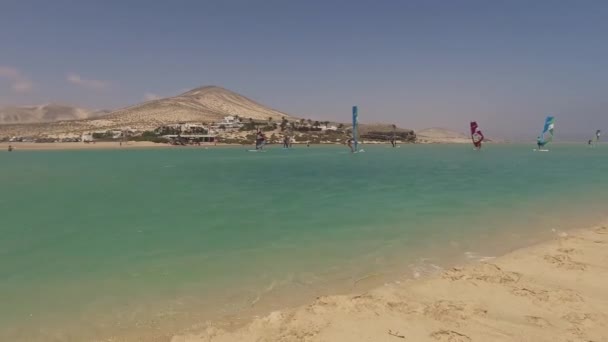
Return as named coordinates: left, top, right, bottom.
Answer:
left=470, top=121, right=484, bottom=149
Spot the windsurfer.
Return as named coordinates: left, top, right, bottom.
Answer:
left=255, top=131, right=266, bottom=150
left=347, top=138, right=355, bottom=153
left=470, top=122, right=484, bottom=150
left=537, top=136, right=544, bottom=150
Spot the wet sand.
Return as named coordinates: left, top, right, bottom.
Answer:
left=173, top=224, right=608, bottom=342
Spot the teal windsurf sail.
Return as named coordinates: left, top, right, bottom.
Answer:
left=538, top=116, right=555, bottom=147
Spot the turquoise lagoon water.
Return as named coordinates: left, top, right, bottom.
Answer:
left=1, top=144, right=607, bottom=341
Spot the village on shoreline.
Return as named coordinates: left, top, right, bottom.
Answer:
left=1, top=87, right=480, bottom=148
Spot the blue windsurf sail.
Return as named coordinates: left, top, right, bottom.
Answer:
left=352, top=106, right=359, bottom=151
left=538, top=116, right=555, bottom=147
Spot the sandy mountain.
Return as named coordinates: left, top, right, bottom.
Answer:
left=103, top=86, right=292, bottom=128
left=0, top=104, right=107, bottom=124
left=416, top=127, right=471, bottom=143
left=0, top=86, right=295, bottom=137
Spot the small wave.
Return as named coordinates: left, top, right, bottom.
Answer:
left=464, top=251, right=496, bottom=262
left=250, top=274, right=296, bottom=308
left=479, top=256, right=496, bottom=262
left=551, top=228, right=568, bottom=238
left=408, top=258, right=444, bottom=279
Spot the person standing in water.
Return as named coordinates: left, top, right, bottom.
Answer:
left=8, top=145, right=14, bottom=152
left=283, top=135, right=290, bottom=148
left=537, top=136, right=544, bottom=150
left=347, top=138, right=355, bottom=153
left=255, top=130, right=266, bottom=150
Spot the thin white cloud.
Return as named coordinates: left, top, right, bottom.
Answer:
left=0, top=66, right=33, bottom=92
left=143, top=93, right=161, bottom=101
left=66, top=73, right=108, bottom=89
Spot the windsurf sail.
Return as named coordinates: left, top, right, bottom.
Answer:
left=470, top=121, right=484, bottom=149
left=596, top=130, right=601, bottom=142
left=352, top=106, right=359, bottom=151
left=538, top=116, right=555, bottom=147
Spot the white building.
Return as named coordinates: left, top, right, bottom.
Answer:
left=223, top=116, right=240, bottom=125
left=81, top=133, right=94, bottom=142
left=183, top=123, right=206, bottom=131
left=211, top=116, right=243, bottom=131
left=320, top=124, right=338, bottom=131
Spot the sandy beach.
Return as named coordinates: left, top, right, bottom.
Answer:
left=173, top=224, right=608, bottom=342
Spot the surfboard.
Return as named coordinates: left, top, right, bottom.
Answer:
left=532, top=149, right=550, bottom=152
left=247, top=150, right=267, bottom=152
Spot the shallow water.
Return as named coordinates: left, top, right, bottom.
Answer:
left=1, top=143, right=606, bottom=340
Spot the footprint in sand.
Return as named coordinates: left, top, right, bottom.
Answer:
left=561, top=312, right=601, bottom=337
left=562, top=312, right=599, bottom=326
left=306, top=296, right=339, bottom=314
left=511, top=287, right=550, bottom=302
left=430, top=329, right=471, bottom=342
left=525, top=315, right=552, bottom=327
left=594, top=226, right=608, bottom=234
left=543, top=254, right=587, bottom=270
left=512, top=286, right=583, bottom=304
left=443, top=263, right=521, bottom=284
left=557, top=248, right=580, bottom=255
left=386, top=301, right=415, bottom=314
left=423, top=300, right=487, bottom=323
left=555, top=289, right=585, bottom=303
left=424, top=301, right=468, bottom=322
left=280, top=326, right=321, bottom=340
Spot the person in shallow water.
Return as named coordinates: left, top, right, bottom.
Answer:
left=347, top=138, right=355, bottom=153
left=8, top=145, right=13, bottom=152
left=283, top=135, right=290, bottom=148
left=537, top=136, right=544, bottom=150
left=255, top=131, right=266, bottom=150
left=390, top=137, right=396, bottom=148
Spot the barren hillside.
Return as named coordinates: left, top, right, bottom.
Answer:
left=0, top=86, right=295, bottom=137
left=416, top=127, right=471, bottom=143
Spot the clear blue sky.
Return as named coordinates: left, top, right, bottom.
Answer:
left=1, top=0, right=607, bottom=139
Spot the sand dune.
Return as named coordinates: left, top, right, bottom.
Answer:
left=173, top=224, right=608, bottom=342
